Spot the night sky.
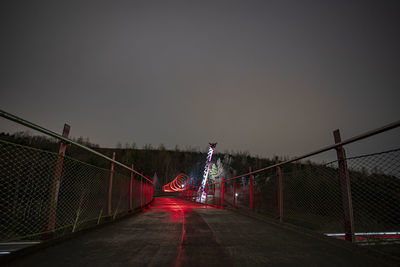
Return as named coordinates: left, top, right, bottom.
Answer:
left=1, top=0, right=399, bottom=161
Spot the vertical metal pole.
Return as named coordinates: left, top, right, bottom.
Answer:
left=221, top=178, right=224, bottom=208
left=144, top=180, right=146, bottom=205
left=129, top=164, right=133, bottom=212
left=334, top=129, right=355, bottom=242
left=249, top=166, right=253, bottom=212
left=46, top=124, right=70, bottom=234
left=276, top=165, right=283, bottom=223
left=232, top=170, right=237, bottom=209
left=107, top=152, right=115, bottom=217
left=141, top=177, right=143, bottom=208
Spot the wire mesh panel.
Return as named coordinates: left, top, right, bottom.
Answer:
left=223, top=180, right=233, bottom=208
left=0, top=139, right=153, bottom=242
left=282, top=163, right=344, bottom=233
left=345, top=149, right=400, bottom=242
left=0, top=140, right=58, bottom=241
left=252, top=168, right=277, bottom=219
left=205, top=184, right=212, bottom=205
left=235, top=175, right=250, bottom=210
left=214, top=183, right=222, bottom=207
left=132, top=176, right=141, bottom=210
left=55, top=156, right=110, bottom=235
left=111, top=170, right=130, bottom=219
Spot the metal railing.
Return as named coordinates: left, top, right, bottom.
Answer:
left=0, top=110, right=153, bottom=242
left=182, top=121, right=400, bottom=244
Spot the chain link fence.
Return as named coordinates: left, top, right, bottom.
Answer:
left=0, top=139, right=153, bottom=242
left=346, top=149, right=400, bottom=243
left=282, top=162, right=344, bottom=233
left=184, top=145, right=400, bottom=245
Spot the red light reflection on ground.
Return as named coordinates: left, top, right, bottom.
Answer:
left=143, top=197, right=216, bottom=266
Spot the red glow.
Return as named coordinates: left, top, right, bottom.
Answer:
left=162, top=173, right=190, bottom=192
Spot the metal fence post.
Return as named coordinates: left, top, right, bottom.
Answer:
left=107, top=152, right=115, bottom=218
left=221, top=178, right=224, bottom=208
left=276, top=165, right=283, bottom=223
left=46, top=123, right=70, bottom=235
left=141, top=172, right=143, bottom=209
left=232, top=170, right=237, bottom=208
left=129, top=164, right=133, bottom=212
left=334, top=129, right=355, bottom=242
left=249, top=166, right=253, bottom=212
left=144, top=180, right=146, bottom=205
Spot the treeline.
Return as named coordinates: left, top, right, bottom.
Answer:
left=0, top=131, right=305, bottom=187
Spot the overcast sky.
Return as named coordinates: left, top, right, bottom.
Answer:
left=1, top=0, right=399, bottom=161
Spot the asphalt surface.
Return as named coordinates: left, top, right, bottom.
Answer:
left=3, top=197, right=398, bottom=267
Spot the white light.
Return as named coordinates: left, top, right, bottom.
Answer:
left=197, top=144, right=216, bottom=203
left=324, top=232, right=400, bottom=237
left=235, top=193, right=238, bottom=197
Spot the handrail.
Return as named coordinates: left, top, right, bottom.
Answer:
left=0, top=109, right=153, bottom=184
left=216, top=120, right=400, bottom=182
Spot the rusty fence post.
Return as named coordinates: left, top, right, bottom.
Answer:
left=144, top=180, right=146, bottom=205
left=249, top=166, right=253, bottom=212
left=334, top=129, right=355, bottom=242
left=129, top=164, right=133, bottom=212
left=140, top=173, right=143, bottom=209
left=46, top=123, right=70, bottom=235
left=107, top=152, right=115, bottom=218
left=276, top=165, right=283, bottom=223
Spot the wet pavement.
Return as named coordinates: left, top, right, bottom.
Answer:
left=3, top=197, right=398, bottom=266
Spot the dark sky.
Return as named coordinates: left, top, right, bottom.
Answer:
left=1, top=0, right=399, bottom=161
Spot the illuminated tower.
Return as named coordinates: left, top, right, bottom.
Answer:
left=197, top=143, right=217, bottom=203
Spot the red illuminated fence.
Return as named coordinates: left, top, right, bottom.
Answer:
left=181, top=121, right=400, bottom=244
left=0, top=110, right=153, bottom=242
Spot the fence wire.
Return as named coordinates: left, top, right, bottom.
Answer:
left=184, top=147, right=400, bottom=245
left=0, top=139, right=152, bottom=242
left=345, top=149, right=400, bottom=243
left=282, top=163, right=344, bottom=233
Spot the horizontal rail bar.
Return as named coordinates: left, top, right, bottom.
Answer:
left=0, top=109, right=153, bottom=184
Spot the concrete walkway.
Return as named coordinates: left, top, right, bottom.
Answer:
left=4, top=197, right=397, bottom=266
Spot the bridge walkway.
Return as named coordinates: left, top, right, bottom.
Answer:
left=4, top=197, right=396, bottom=267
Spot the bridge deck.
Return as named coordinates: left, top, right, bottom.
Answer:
left=4, top=197, right=396, bottom=266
